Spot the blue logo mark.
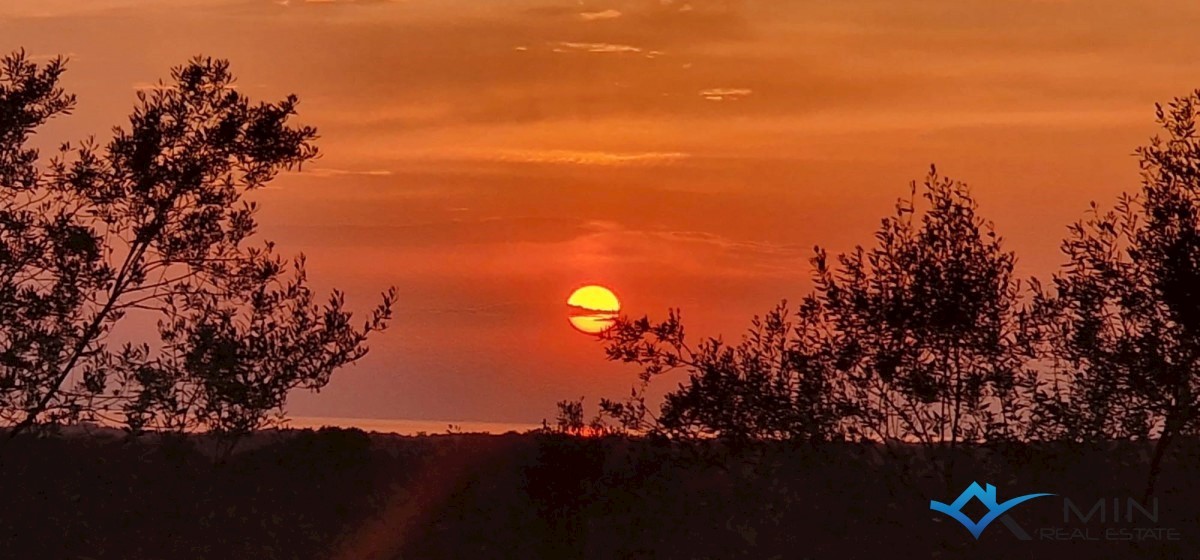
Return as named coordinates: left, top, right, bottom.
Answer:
left=930, top=482, right=1053, bottom=539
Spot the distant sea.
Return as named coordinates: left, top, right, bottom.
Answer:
left=286, top=416, right=541, bottom=435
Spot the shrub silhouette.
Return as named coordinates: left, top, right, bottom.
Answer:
left=596, top=302, right=843, bottom=444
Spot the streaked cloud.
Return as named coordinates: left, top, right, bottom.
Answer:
left=28, top=52, right=79, bottom=61
left=580, top=9, right=622, bottom=21
left=289, top=0, right=402, bottom=5
left=487, top=149, right=690, bottom=166
left=652, top=230, right=807, bottom=259
left=699, top=88, right=752, bottom=101
left=548, top=222, right=811, bottom=280
left=0, top=0, right=208, bottom=18
left=131, top=81, right=177, bottom=91
left=294, top=168, right=394, bottom=178
left=553, top=42, right=643, bottom=54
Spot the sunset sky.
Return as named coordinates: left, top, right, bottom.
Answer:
left=5, top=0, right=1200, bottom=428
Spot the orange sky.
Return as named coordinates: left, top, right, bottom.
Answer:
left=4, top=0, right=1200, bottom=427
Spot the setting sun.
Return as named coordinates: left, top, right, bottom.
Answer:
left=567, top=285, right=620, bottom=312
left=10, top=1, right=1200, bottom=555
left=567, top=285, right=621, bottom=335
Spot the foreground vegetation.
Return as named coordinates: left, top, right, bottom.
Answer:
left=569, top=89, right=1200, bottom=501
left=8, top=45, right=1200, bottom=559
left=0, top=51, right=393, bottom=449
left=1, top=429, right=1197, bottom=559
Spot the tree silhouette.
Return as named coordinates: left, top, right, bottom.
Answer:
left=810, top=169, right=1035, bottom=483
left=0, top=51, right=110, bottom=429
left=1030, top=90, right=1200, bottom=497
left=0, top=50, right=394, bottom=443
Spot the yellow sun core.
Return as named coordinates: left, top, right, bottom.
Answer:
left=567, top=285, right=620, bottom=335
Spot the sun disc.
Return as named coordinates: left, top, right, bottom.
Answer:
left=567, top=285, right=620, bottom=313
left=567, top=285, right=620, bottom=335
left=568, top=314, right=617, bottom=335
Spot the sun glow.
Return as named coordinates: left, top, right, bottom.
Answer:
left=567, top=285, right=621, bottom=335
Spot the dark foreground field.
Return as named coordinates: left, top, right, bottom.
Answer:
left=1, top=428, right=1197, bottom=559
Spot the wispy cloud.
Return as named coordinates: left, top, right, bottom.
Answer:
left=298, top=168, right=394, bottom=178
left=286, top=0, right=402, bottom=5
left=131, top=82, right=177, bottom=92
left=651, top=230, right=806, bottom=259
left=28, top=52, right=79, bottom=61
left=488, top=149, right=689, bottom=166
left=580, top=9, right=622, bottom=21
left=699, top=88, right=753, bottom=101
left=553, top=42, right=642, bottom=54
left=557, top=223, right=810, bottom=279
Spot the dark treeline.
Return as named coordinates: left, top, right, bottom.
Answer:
left=5, top=429, right=1197, bottom=559
left=560, top=90, right=1200, bottom=497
